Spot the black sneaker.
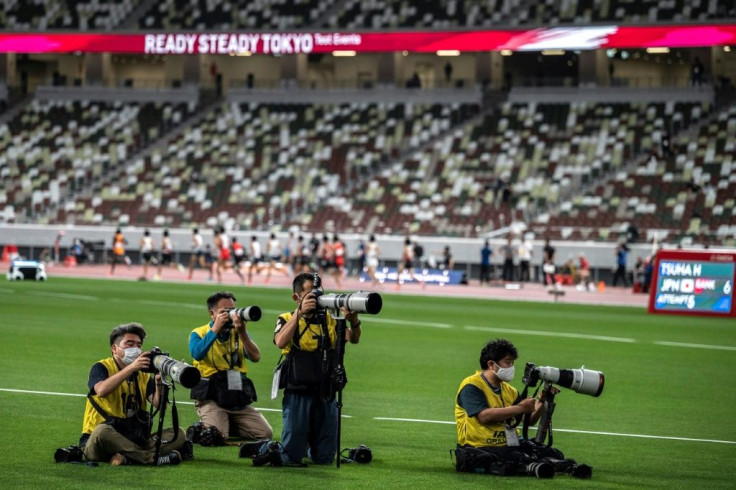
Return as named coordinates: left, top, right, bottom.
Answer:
left=156, top=450, right=182, bottom=466
left=239, top=441, right=267, bottom=459
left=569, top=464, right=592, bottom=479
left=252, top=442, right=283, bottom=467
left=179, top=440, right=194, bottom=461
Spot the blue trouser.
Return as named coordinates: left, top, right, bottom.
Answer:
left=280, top=390, right=337, bottom=465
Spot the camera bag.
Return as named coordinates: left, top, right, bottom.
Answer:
left=280, top=320, right=335, bottom=395
left=452, top=445, right=515, bottom=476
left=203, top=370, right=256, bottom=410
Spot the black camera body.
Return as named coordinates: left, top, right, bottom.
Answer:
left=54, top=445, right=83, bottom=463
left=344, top=444, right=372, bottom=464
left=310, top=273, right=328, bottom=325
left=142, top=346, right=167, bottom=374
left=522, top=362, right=540, bottom=387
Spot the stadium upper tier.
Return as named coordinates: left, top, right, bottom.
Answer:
left=139, top=0, right=336, bottom=30
left=0, top=0, right=732, bottom=31
left=325, top=0, right=733, bottom=29
left=0, top=0, right=137, bottom=30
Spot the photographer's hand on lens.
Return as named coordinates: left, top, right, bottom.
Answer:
left=518, top=397, right=537, bottom=414
left=232, top=313, right=247, bottom=334
left=341, top=308, right=359, bottom=325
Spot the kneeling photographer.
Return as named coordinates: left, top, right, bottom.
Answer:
left=454, top=338, right=593, bottom=479
left=77, top=323, right=186, bottom=466
left=188, top=291, right=272, bottom=444
left=242, top=272, right=368, bottom=467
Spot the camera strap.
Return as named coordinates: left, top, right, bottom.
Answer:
left=87, top=374, right=146, bottom=422
left=512, top=383, right=541, bottom=429
left=160, top=383, right=180, bottom=444
left=87, top=391, right=113, bottom=422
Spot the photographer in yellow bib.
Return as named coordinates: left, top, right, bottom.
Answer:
left=456, top=338, right=544, bottom=448
left=454, top=338, right=561, bottom=478
left=80, top=323, right=186, bottom=466
left=188, top=291, right=272, bottom=442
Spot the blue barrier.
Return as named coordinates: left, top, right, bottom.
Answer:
left=359, top=267, right=464, bottom=285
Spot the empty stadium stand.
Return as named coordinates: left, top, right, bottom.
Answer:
left=0, top=97, right=196, bottom=224
left=5, top=0, right=731, bottom=31
left=0, top=0, right=138, bottom=30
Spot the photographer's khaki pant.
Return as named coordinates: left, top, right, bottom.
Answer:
left=83, top=424, right=186, bottom=465
left=195, top=400, right=273, bottom=440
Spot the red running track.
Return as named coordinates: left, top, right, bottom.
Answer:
left=37, top=262, right=649, bottom=309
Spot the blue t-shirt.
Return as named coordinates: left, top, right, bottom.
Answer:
left=481, top=246, right=492, bottom=266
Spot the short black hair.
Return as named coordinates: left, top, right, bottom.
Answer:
left=207, top=291, right=236, bottom=311
left=109, top=322, right=146, bottom=346
left=479, top=338, right=518, bottom=369
left=292, top=272, right=314, bottom=294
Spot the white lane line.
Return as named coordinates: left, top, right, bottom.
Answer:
left=373, top=417, right=736, bottom=445
left=0, top=388, right=727, bottom=443
left=464, top=326, right=636, bottom=343
left=0, top=388, right=87, bottom=397
left=0, top=388, right=325, bottom=415
left=370, top=317, right=452, bottom=329
left=135, top=300, right=202, bottom=309
left=654, top=341, right=736, bottom=352
left=26, top=291, right=99, bottom=301
left=112, top=298, right=283, bottom=316
left=374, top=417, right=454, bottom=425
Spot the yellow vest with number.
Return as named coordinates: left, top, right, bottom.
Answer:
left=81, top=357, right=150, bottom=435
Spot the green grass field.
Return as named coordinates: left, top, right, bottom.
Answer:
left=1, top=277, right=734, bottom=489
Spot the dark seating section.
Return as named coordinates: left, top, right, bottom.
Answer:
left=1, top=0, right=732, bottom=30
left=139, top=0, right=338, bottom=30
left=325, top=0, right=732, bottom=28
left=0, top=0, right=137, bottom=30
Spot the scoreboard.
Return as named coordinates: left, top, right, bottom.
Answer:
left=648, top=250, right=735, bottom=317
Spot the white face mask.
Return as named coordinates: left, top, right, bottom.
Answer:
left=120, top=347, right=141, bottom=365
left=495, top=363, right=515, bottom=382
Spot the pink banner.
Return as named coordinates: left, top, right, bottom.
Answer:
left=0, top=25, right=734, bottom=54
